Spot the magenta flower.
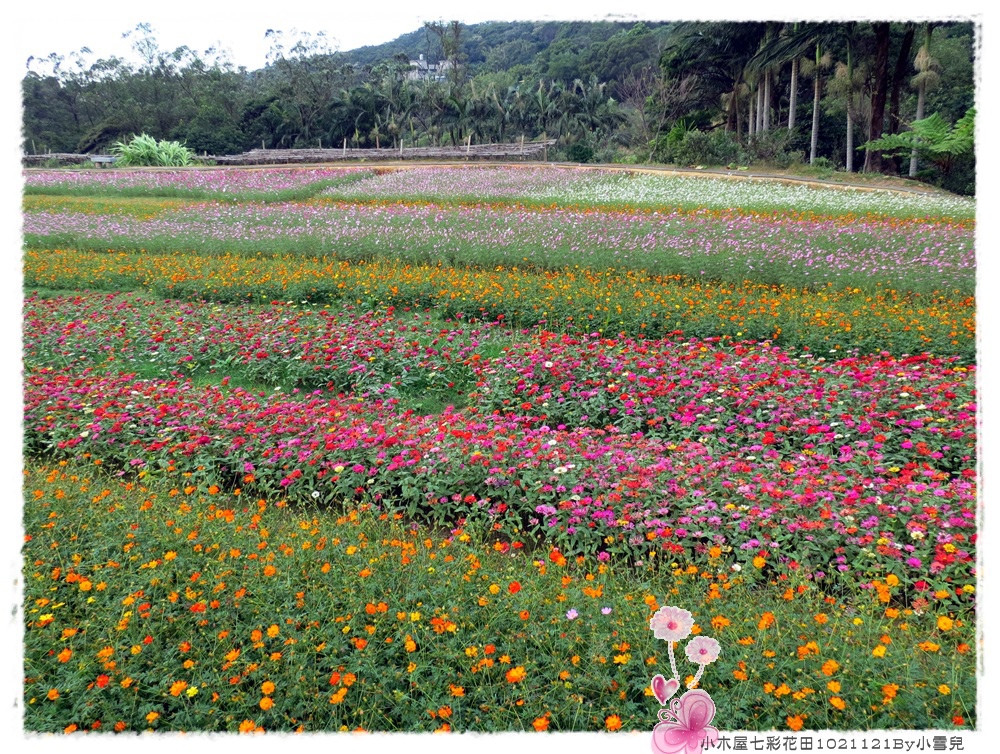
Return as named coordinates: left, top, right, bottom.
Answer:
left=684, top=636, right=721, bottom=665
left=650, top=606, right=694, bottom=642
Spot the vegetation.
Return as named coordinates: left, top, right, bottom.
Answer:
left=20, top=128, right=976, bottom=735
left=22, top=20, right=976, bottom=193
left=110, top=133, right=195, bottom=167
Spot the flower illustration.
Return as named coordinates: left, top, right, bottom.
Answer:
left=684, top=636, right=721, bottom=665
left=650, top=606, right=694, bottom=642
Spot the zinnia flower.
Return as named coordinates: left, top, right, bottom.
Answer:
left=684, top=636, right=721, bottom=665
left=649, top=605, right=694, bottom=642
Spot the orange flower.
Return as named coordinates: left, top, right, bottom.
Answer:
left=937, top=616, right=954, bottom=631
left=47, top=688, right=59, bottom=701
left=169, top=680, right=188, bottom=696
left=519, top=610, right=530, bottom=620
left=259, top=697, right=274, bottom=711
left=711, top=616, right=730, bottom=630
left=786, top=715, right=805, bottom=731
left=449, top=685, right=465, bottom=697
left=261, top=681, right=275, bottom=696
left=238, top=719, right=257, bottom=733
left=827, top=680, right=841, bottom=693
left=57, top=648, right=72, bottom=663
left=605, top=714, right=623, bottom=731
left=146, top=711, right=159, bottom=723
left=505, top=666, right=526, bottom=683
left=821, top=659, right=840, bottom=676
left=757, top=612, right=775, bottom=630
left=263, top=565, right=276, bottom=577
left=533, top=716, right=550, bottom=731
left=814, top=613, right=828, bottom=624
left=919, top=641, right=941, bottom=652
left=438, top=705, right=452, bottom=719
left=830, top=697, right=846, bottom=710
left=353, top=637, right=368, bottom=650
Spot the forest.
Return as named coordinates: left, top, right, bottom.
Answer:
left=22, top=19, right=976, bottom=193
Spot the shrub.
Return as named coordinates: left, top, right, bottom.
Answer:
left=111, top=133, right=195, bottom=167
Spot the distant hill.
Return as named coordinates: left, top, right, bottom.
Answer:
left=341, top=20, right=674, bottom=81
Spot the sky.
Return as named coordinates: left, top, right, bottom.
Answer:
left=3, top=1, right=997, bottom=752
left=5, top=0, right=991, bottom=73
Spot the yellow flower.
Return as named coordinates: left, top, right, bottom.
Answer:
left=146, top=711, right=159, bottom=723
left=937, top=616, right=954, bottom=631
left=827, top=681, right=841, bottom=693
left=872, top=645, right=887, bottom=658
left=885, top=574, right=899, bottom=587
left=938, top=685, right=951, bottom=695
left=186, top=686, right=198, bottom=697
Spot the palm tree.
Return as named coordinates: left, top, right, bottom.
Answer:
left=909, top=23, right=940, bottom=177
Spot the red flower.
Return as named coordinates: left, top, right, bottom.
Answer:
left=508, top=581, right=521, bottom=594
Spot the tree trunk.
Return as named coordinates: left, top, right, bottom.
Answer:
left=748, top=93, right=755, bottom=138
left=810, top=54, right=820, bottom=164
left=863, top=22, right=891, bottom=173
left=763, top=70, right=771, bottom=132
left=756, top=84, right=764, bottom=133
left=889, top=24, right=916, bottom=135
left=788, top=58, right=798, bottom=130
left=909, top=80, right=926, bottom=177
left=846, top=107, right=853, bottom=172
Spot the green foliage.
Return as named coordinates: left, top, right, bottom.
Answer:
left=863, top=107, right=975, bottom=174
left=111, top=133, right=195, bottom=167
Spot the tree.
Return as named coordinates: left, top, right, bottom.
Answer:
left=864, top=107, right=974, bottom=177
left=909, top=23, right=940, bottom=177
left=862, top=22, right=891, bottom=173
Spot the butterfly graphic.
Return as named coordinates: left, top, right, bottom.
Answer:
left=651, top=689, right=720, bottom=754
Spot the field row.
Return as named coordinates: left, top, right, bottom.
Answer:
left=24, top=252, right=976, bottom=358
left=24, top=166, right=977, bottom=220
left=24, top=295, right=976, bottom=601
left=23, top=462, right=975, bottom=733
left=22, top=197, right=974, bottom=293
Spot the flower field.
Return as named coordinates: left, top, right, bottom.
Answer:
left=21, top=165, right=977, bottom=733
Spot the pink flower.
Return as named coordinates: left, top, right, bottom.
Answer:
left=684, top=636, right=721, bottom=665
left=650, top=606, right=694, bottom=642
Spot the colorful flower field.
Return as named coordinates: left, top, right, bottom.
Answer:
left=21, top=165, right=977, bottom=734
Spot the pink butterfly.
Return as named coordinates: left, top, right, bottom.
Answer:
left=651, top=689, right=719, bottom=754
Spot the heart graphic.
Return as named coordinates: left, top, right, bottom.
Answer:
left=651, top=674, right=680, bottom=705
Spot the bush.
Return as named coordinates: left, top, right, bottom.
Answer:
left=672, top=129, right=741, bottom=167
left=742, top=130, right=800, bottom=168
left=111, top=133, right=195, bottom=167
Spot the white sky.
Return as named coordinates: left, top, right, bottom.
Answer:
left=3, top=1, right=998, bottom=753
left=4, top=0, right=991, bottom=72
